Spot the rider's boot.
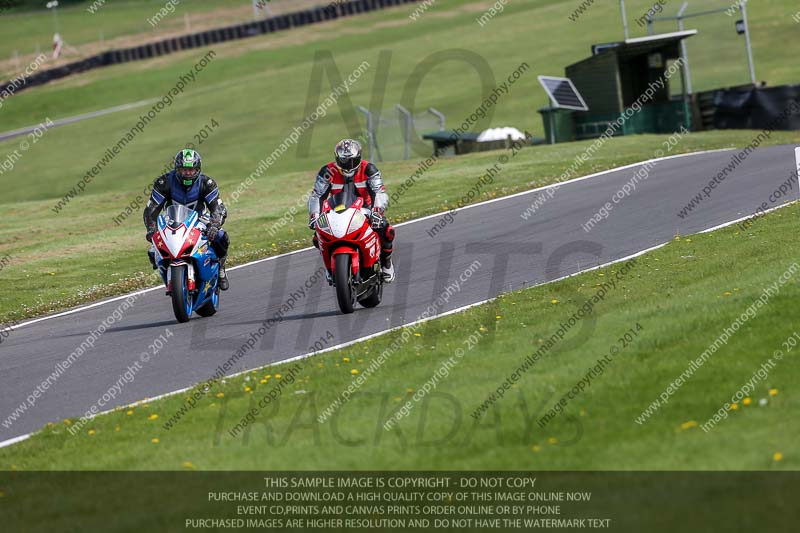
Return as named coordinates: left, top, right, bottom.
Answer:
left=381, top=253, right=395, bottom=283
left=147, top=249, right=157, bottom=270
left=218, top=256, right=230, bottom=291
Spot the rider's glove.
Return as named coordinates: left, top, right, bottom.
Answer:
left=206, top=223, right=220, bottom=242
left=369, top=209, right=384, bottom=229
left=145, top=225, right=156, bottom=242
left=308, top=213, right=318, bottom=230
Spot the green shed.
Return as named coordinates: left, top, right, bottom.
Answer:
left=565, top=30, right=697, bottom=140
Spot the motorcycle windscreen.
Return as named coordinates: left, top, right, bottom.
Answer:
left=329, top=184, right=359, bottom=212
left=162, top=204, right=196, bottom=229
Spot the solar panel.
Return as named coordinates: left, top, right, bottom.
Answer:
left=537, top=76, right=589, bottom=111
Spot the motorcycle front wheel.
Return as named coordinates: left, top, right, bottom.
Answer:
left=334, top=254, right=356, bottom=314
left=170, top=265, right=193, bottom=323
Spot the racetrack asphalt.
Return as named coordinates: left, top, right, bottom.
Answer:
left=1, top=144, right=798, bottom=443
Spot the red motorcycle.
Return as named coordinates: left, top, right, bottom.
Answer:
left=314, top=190, right=383, bottom=314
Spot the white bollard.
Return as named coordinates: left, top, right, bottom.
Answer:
left=795, top=147, right=800, bottom=179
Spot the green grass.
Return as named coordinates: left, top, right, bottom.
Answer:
left=2, top=202, right=797, bottom=470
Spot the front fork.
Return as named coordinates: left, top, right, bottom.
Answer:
left=166, top=262, right=196, bottom=294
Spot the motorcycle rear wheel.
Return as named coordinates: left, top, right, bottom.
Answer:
left=196, top=290, right=219, bottom=317
left=334, top=254, right=356, bottom=314
left=358, top=279, right=383, bottom=308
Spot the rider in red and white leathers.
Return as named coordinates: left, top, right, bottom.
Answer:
left=308, top=139, right=395, bottom=282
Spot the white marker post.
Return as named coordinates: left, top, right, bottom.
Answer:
left=796, top=147, right=800, bottom=180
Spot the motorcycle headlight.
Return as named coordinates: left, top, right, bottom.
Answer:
left=347, top=211, right=366, bottom=234
left=316, top=214, right=331, bottom=233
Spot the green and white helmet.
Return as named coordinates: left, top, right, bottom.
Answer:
left=174, top=149, right=202, bottom=186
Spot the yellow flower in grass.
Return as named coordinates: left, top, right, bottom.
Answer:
left=88, top=429, right=96, bottom=436
left=405, top=388, right=414, bottom=393
left=547, top=437, right=558, bottom=445
left=126, top=410, right=134, bottom=416
left=64, top=419, right=72, bottom=426
left=182, top=461, right=197, bottom=470
left=275, top=374, right=282, bottom=379
left=260, top=379, right=267, bottom=385
left=151, top=438, right=160, bottom=444
left=350, top=369, right=359, bottom=375
left=773, top=452, right=784, bottom=462
left=769, top=389, right=778, bottom=397
left=495, top=315, right=502, bottom=320
left=731, top=402, right=739, bottom=410
left=550, top=299, right=558, bottom=304
left=531, top=445, right=541, bottom=453
left=244, top=386, right=252, bottom=393
left=343, top=357, right=350, bottom=363
left=148, top=414, right=159, bottom=420
left=680, top=420, right=698, bottom=431
left=216, top=392, right=224, bottom=398
left=742, top=397, right=752, bottom=406
left=413, top=333, right=422, bottom=337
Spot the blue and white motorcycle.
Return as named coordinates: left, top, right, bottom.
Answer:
left=152, top=204, right=220, bottom=323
